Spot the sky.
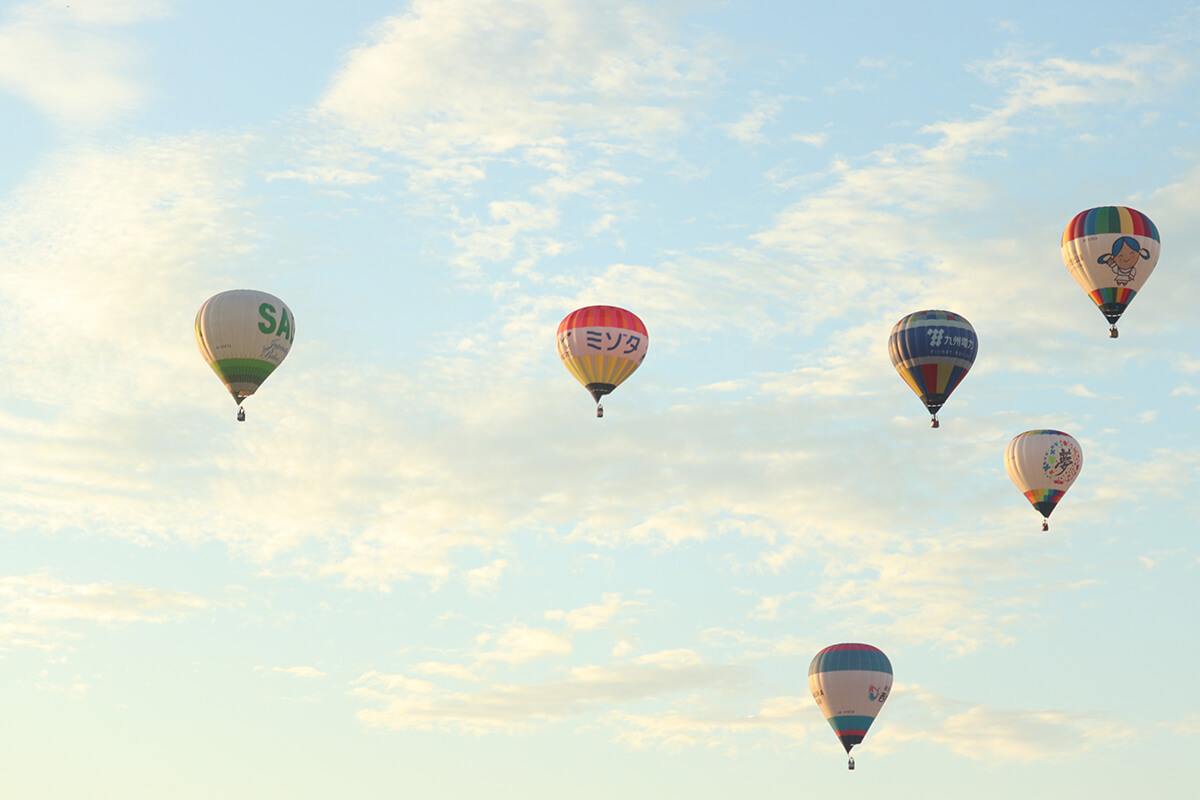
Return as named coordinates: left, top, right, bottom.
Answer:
left=1, top=0, right=1199, bottom=797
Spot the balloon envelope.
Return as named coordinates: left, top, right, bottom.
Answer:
left=888, top=309, right=977, bottom=423
left=556, top=305, right=648, bottom=407
left=1061, top=206, right=1160, bottom=332
left=195, top=289, right=295, bottom=405
left=809, top=643, right=893, bottom=755
left=1004, top=429, right=1082, bottom=523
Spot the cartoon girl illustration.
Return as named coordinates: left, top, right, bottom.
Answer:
left=1097, top=236, right=1151, bottom=286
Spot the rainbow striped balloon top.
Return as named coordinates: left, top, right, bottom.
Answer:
left=1062, top=206, right=1159, bottom=245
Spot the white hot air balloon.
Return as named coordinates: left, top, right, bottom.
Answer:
left=195, top=290, right=295, bottom=421
left=1004, top=429, right=1083, bottom=531
left=809, top=643, right=893, bottom=771
left=1061, top=206, right=1160, bottom=338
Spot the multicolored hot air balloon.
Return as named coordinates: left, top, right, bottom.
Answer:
left=556, top=305, right=647, bottom=418
left=888, top=309, right=977, bottom=428
left=809, top=643, right=892, bottom=771
left=195, top=290, right=295, bottom=421
left=1005, top=429, right=1083, bottom=531
left=1061, top=206, right=1160, bottom=338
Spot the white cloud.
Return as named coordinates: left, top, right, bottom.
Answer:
left=414, top=661, right=482, bottom=682
left=588, top=213, right=619, bottom=236
left=50, top=1, right=172, bottom=26
left=0, top=573, right=205, bottom=654
left=791, top=132, right=828, bottom=147
left=451, top=200, right=562, bottom=277
left=724, top=97, right=784, bottom=144
left=749, top=592, right=801, bottom=621
left=1068, top=384, right=1100, bottom=398
left=605, top=694, right=813, bottom=754
left=611, top=637, right=635, bottom=658
left=880, top=685, right=1136, bottom=762
left=317, top=0, right=718, bottom=162
left=633, top=649, right=702, bottom=667
left=351, top=655, right=749, bottom=734
left=1, top=7, right=1196, bottom=688
left=0, top=136, right=252, bottom=410
left=1, top=573, right=205, bottom=623
left=1161, top=713, right=1200, bottom=736
left=35, top=677, right=90, bottom=699
left=545, top=593, right=637, bottom=632
left=464, top=559, right=510, bottom=594
left=264, top=167, right=381, bottom=186
left=306, top=0, right=724, bottom=284
left=0, top=1, right=171, bottom=125
left=255, top=665, right=328, bottom=679
left=475, top=625, right=572, bottom=665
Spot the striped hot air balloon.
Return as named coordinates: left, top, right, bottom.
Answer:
left=195, top=290, right=295, bottom=421
left=809, top=643, right=893, bottom=771
left=888, top=309, right=977, bottom=428
left=1005, top=429, right=1083, bottom=531
left=556, top=305, right=647, bottom=418
left=1061, top=206, right=1160, bottom=338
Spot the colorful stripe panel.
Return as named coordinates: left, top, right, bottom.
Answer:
left=1088, top=287, right=1137, bottom=305
left=1023, top=489, right=1065, bottom=505
left=1087, top=286, right=1137, bottom=310
left=1062, top=206, right=1160, bottom=245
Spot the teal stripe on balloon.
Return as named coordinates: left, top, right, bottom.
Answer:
left=810, top=648, right=893, bottom=674
left=828, top=714, right=876, bottom=733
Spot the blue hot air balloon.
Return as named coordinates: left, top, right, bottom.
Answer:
left=889, top=309, right=978, bottom=428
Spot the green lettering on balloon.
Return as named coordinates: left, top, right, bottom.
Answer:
left=258, top=303, right=277, bottom=334
left=277, top=306, right=292, bottom=342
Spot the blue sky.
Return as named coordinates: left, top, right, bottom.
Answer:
left=2, top=1, right=1199, bottom=797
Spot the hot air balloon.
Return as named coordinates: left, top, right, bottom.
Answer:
left=889, top=309, right=977, bottom=428
left=1061, top=206, right=1160, bottom=338
left=809, top=643, right=892, bottom=771
left=556, top=305, right=647, bottom=418
left=1005, top=429, right=1082, bottom=531
left=195, top=290, right=295, bottom=421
